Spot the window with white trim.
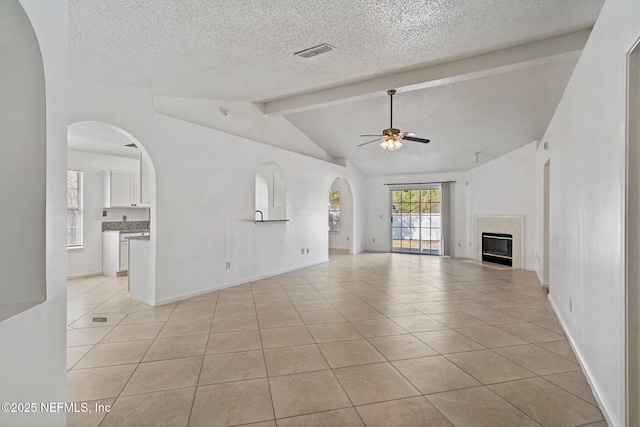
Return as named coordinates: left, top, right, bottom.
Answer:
left=328, top=190, right=340, bottom=232
left=67, top=170, right=83, bottom=247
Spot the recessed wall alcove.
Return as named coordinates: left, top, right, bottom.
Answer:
left=255, top=161, right=287, bottom=221
left=0, top=0, right=47, bottom=322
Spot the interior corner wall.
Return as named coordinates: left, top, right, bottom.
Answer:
left=539, top=2, right=640, bottom=425
left=535, top=142, right=551, bottom=283
left=0, top=0, right=67, bottom=426
left=151, top=114, right=366, bottom=303
left=67, top=150, right=149, bottom=278
left=466, top=141, right=537, bottom=270
left=365, top=171, right=467, bottom=257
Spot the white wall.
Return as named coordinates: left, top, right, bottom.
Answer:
left=538, top=2, right=640, bottom=425
left=68, top=85, right=367, bottom=305
left=0, top=0, right=67, bottom=425
left=67, top=150, right=149, bottom=278
left=0, top=0, right=45, bottom=307
left=153, top=95, right=335, bottom=162
left=466, top=141, right=537, bottom=270
left=151, top=114, right=366, bottom=303
left=365, top=171, right=467, bottom=257
left=329, top=178, right=353, bottom=251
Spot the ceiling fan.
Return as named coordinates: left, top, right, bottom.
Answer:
left=359, top=89, right=430, bottom=151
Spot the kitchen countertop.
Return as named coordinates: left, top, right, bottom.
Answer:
left=124, top=235, right=150, bottom=240
left=102, top=220, right=150, bottom=232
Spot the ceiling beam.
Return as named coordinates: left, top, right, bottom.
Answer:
left=263, top=30, right=590, bottom=116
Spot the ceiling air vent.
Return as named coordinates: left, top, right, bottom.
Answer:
left=294, top=43, right=335, bottom=58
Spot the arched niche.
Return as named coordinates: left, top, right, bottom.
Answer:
left=328, top=177, right=355, bottom=255
left=0, top=0, right=46, bottom=321
left=255, top=161, right=287, bottom=221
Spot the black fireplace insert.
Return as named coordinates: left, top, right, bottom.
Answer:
left=482, top=232, right=513, bottom=266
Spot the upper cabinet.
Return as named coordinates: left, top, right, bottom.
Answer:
left=103, top=170, right=142, bottom=208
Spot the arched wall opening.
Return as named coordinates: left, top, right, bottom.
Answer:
left=0, top=0, right=46, bottom=321
left=255, top=161, right=287, bottom=221
left=328, top=177, right=354, bottom=255
left=66, top=121, right=157, bottom=301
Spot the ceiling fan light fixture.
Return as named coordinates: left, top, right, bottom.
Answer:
left=380, top=134, right=403, bottom=151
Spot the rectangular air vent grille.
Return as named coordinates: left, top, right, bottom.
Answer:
left=294, top=43, right=335, bottom=58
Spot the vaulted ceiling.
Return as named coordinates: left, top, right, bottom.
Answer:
left=69, top=0, right=605, bottom=175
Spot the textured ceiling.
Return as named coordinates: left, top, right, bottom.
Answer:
left=68, top=121, right=141, bottom=159
left=68, top=0, right=604, bottom=173
left=285, top=57, right=578, bottom=176
left=69, top=0, right=604, bottom=101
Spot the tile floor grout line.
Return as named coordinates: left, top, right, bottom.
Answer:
left=66, top=257, right=608, bottom=426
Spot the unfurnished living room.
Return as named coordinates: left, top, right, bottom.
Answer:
left=1, top=0, right=639, bottom=426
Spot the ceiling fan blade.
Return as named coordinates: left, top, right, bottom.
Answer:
left=358, top=138, right=381, bottom=147
left=360, top=134, right=383, bottom=137
left=403, top=132, right=416, bottom=137
left=403, top=136, right=431, bottom=144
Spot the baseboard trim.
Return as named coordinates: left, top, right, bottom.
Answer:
left=548, top=294, right=619, bottom=427
left=152, top=259, right=330, bottom=306
left=67, top=272, right=103, bottom=280
left=535, top=269, right=549, bottom=287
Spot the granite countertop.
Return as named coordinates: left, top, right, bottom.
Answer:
left=102, top=220, right=150, bottom=232
left=124, top=235, right=150, bottom=241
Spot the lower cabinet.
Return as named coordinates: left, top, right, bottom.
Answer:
left=103, top=231, right=125, bottom=277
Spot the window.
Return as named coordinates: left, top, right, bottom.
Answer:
left=67, top=170, right=83, bottom=247
left=328, top=190, right=340, bottom=232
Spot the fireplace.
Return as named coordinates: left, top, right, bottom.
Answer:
left=482, top=232, right=513, bottom=266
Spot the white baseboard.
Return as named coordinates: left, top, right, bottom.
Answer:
left=67, top=271, right=103, bottom=280
left=152, top=259, right=330, bottom=306
left=547, top=295, right=619, bottom=427
left=535, top=268, right=549, bottom=287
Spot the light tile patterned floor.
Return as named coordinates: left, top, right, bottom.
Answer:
left=66, top=253, right=608, bottom=427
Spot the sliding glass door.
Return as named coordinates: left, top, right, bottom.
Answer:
left=391, top=188, right=441, bottom=255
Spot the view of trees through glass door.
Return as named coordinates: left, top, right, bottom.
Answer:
left=391, top=188, right=441, bottom=255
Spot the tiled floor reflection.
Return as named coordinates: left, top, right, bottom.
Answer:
left=66, top=253, right=608, bottom=426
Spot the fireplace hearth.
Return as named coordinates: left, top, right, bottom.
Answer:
left=482, top=232, right=513, bottom=266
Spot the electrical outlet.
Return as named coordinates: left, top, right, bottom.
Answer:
left=306, top=248, right=309, bottom=254
left=372, top=238, right=376, bottom=243
left=301, top=248, right=304, bottom=254
left=122, top=215, right=127, bottom=222
left=103, top=210, right=107, bottom=217
left=458, top=242, right=461, bottom=247
left=225, top=262, right=231, bottom=270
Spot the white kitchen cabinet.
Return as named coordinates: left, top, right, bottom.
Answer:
left=120, top=240, right=129, bottom=272
left=103, top=170, right=142, bottom=208
left=102, top=231, right=123, bottom=276
left=103, top=231, right=146, bottom=276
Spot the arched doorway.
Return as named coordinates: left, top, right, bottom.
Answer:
left=66, top=121, right=156, bottom=302
left=328, top=177, right=354, bottom=255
